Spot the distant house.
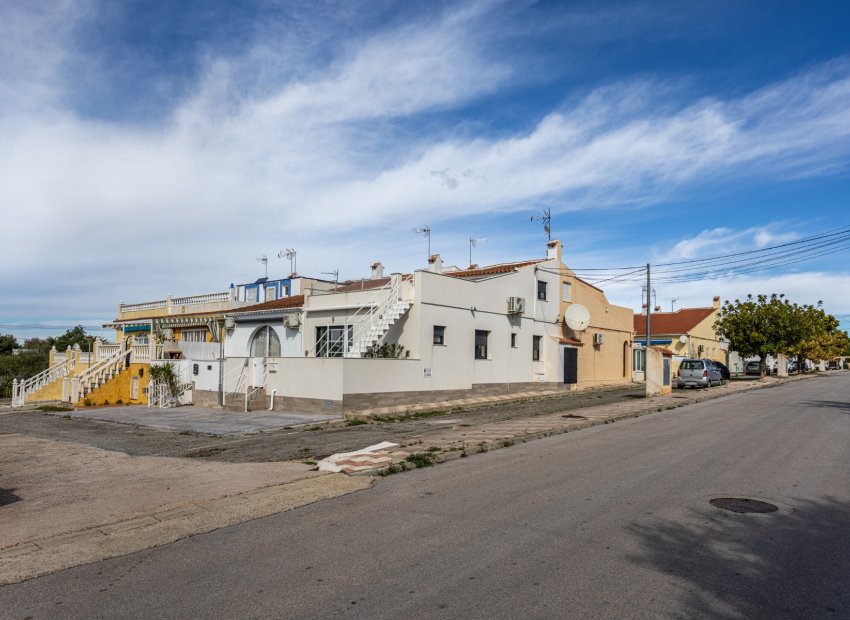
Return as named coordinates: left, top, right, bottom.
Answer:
left=633, top=297, right=726, bottom=380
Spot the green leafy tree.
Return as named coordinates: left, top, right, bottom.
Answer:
left=53, top=326, right=94, bottom=352
left=715, top=294, right=800, bottom=377
left=0, top=334, right=17, bottom=355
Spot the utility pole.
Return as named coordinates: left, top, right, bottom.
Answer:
left=645, top=263, right=651, bottom=358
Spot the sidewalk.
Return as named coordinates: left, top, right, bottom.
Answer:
left=320, top=373, right=824, bottom=474
left=0, top=435, right=371, bottom=585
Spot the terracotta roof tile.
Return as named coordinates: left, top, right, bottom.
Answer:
left=559, top=337, right=584, bottom=346
left=446, top=259, right=547, bottom=278
left=634, top=307, right=716, bottom=336
left=232, top=295, right=305, bottom=314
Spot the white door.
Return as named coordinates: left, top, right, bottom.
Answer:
left=130, top=376, right=139, bottom=400
left=251, top=358, right=265, bottom=388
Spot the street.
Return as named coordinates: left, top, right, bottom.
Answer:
left=2, top=373, right=849, bottom=619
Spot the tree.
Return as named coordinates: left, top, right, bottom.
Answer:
left=0, top=334, right=17, bottom=356
left=714, top=294, right=801, bottom=377
left=53, top=326, right=94, bottom=352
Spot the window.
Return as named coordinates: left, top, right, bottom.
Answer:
left=563, top=281, right=571, bottom=302
left=532, top=335, right=541, bottom=361
left=181, top=329, right=207, bottom=343
left=474, top=330, right=489, bottom=359
left=246, top=288, right=258, bottom=303
left=266, top=287, right=277, bottom=302
left=633, top=349, right=646, bottom=372
left=316, top=325, right=352, bottom=357
left=433, top=325, right=446, bottom=345
left=511, top=333, right=517, bottom=348
left=249, top=326, right=281, bottom=357
left=537, top=280, right=547, bottom=301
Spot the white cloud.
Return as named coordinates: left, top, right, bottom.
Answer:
left=2, top=2, right=850, bottom=330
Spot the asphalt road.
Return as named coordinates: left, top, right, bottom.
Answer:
left=2, top=374, right=848, bottom=619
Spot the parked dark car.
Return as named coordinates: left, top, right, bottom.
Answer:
left=677, top=359, right=723, bottom=388
left=715, top=361, right=731, bottom=380
left=745, top=361, right=761, bottom=376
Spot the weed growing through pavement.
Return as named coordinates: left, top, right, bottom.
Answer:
left=345, top=419, right=368, bottom=426
left=426, top=446, right=441, bottom=453
left=303, top=460, right=317, bottom=466
left=38, top=405, right=72, bottom=412
left=478, top=442, right=488, bottom=453
left=306, top=426, right=323, bottom=431
left=501, top=439, right=514, bottom=448
left=405, top=453, right=435, bottom=468
left=378, top=463, right=403, bottom=476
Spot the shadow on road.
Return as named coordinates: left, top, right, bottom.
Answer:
left=627, top=496, right=850, bottom=618
left=801, top=400, right=850, bottom=414
left=0, top=488, right=21, bottom=507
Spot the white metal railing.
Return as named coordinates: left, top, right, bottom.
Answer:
left=11, top=357, right=73, bottom=406
left=244, top=361, right=268, bottom=412
left=346, top=275, right=410, bottom=357
left=148, top=380, right=193, bottom=408
left=308, top=275, right=410, bottom=358
left=224, top=360, right=249, bottom=402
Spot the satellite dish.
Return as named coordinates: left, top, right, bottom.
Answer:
left=679, top=335, right=688, bottom=344
left=564, top=304, right=591, bottom=331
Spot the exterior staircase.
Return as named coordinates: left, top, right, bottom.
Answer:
left=345, top=275, right=413, bottom=357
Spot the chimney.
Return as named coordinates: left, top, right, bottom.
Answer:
left=713, top=296, right=721, bottom=309
left=547, top=239, right=562, bottom=262
left=371, top=262, right=384, bottom=279
left=428, top=254, right=443, bottom=273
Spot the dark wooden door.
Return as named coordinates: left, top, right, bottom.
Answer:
left=564, top=348, right=578, bottom=384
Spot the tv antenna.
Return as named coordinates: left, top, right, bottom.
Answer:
left=412, top=225, right=431, bottom=261
left=278, top=248, right=297, bottom=276
left=469, top=237, right=487, bottom=267
left=322, top=269, right=339, bottom=289
left=530, top=208, right=552, bottom=241
left=671, top=297, right=679, bottom=312
left=256, top=255, right=269, bottom=278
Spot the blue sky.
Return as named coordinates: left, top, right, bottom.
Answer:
left=1, top=0, right=849, bottom=341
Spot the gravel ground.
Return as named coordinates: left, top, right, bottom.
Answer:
left=0, top=384, right=646, bottom=463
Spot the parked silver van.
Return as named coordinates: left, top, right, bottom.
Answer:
left=677, top=359, right=723, bottom=388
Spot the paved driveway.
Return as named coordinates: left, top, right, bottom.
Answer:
left=66, top=405, right=339, bottom=435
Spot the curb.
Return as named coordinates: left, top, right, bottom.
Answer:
left=347, top=372, right=827, bottom=477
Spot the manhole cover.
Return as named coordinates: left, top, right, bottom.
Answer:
left=710, top=498, right=778, bottom=514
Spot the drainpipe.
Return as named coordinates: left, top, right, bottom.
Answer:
left=269, top=389, right=277, bottom=411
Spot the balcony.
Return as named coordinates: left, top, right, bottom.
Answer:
left=118, top=291, right=247, bottom=320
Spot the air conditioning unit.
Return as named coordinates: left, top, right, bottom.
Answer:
left=283, top=313, right=302, bottom=329
left=507, top=296, right=526, bottom=314
left=593, top=333, right=605, bottom=345
left=224, top=318, right=235, bottom=329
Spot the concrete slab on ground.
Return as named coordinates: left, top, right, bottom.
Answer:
left=64, top=405, right=339, bottom=435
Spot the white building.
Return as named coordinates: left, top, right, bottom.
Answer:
left=190, top=240, right=636, bottom=413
